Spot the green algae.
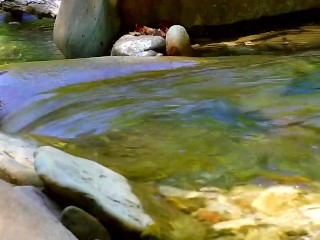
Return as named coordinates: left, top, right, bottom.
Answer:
left=0, top=15, right=62, bottom=65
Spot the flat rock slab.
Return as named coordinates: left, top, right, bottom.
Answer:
left=34, top=146, right=154, bottom=233
left=0, top=132, right=42, bottom=186
left=0, top=179, right=76, bottom=240
left=194, top=24, right=320, bottom=56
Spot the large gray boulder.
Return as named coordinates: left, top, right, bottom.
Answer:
left=34, top=146, right=154, bottom=234
left=0, top=179, right=76, bottom=240
left=0, top=132, right=42, bottom=186
left=53, top=0, right=120, bottom=58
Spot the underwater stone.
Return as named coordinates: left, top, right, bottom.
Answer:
left=34, top=146, right=154, bottom=233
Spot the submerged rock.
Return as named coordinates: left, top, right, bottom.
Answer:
left=53, top=0, right=120, bottom=58
left=212, top=218, right=256, bottom=231
left=0, top=179, right=76, bottom=240
left=61, top=206, right=111, bottom=240
left=34, top=146, right=154, bottom=234
left=0, top=132, right=42, bottom=186
left=251, top=185, right=301, bottom=215
left=111, top=35, right=166, bottom=56
left=244, top=227, right=284, bottom=240
left=159, top=183, right=320, bottom=240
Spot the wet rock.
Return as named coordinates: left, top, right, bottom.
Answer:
left=161, top=184, right=320, bottom=239
left=160, top=185, right=243, bottom=220
left=300, top=204, right=320, bottom=225
left=229, top=185, right=263, bottom=212
left=0, top=132, right=42, bottom=186
left=313, top=232, right=320, bottom=240
left=204, top=196, right=243, bottom=220
left=0, top=179, right=76, bottom=240
left=212, top=218, right=256, bottom=231
left=111, top=35, right=166, bottom=56
left=14, top=185, right=61, bottom=219
left=61, top=206, right=111, bottom=240
left=34, top=146, right=154, bottom=234
left=159, top=185, right=225, bottom=199
left=251, top=185, right=301, bottom=215
left=260, top=210, right=311, bottom=234
left=53, top=0, right=120, bottom=58
left=245, top=227, right=284, bottom=240
left=166, top=25, right=194, bottom=56
left=192, top=208, right=222, bottom=223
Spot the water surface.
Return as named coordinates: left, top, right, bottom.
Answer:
left=2, top=54, right=320, bottom=189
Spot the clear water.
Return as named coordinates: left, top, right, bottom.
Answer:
left=2, top=54, right=320, bottom=188
left=2, top=13, right=320, bottom=239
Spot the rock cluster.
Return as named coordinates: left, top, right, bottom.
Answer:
left=159, top=184, right=320, bottom=240
left=111, top=25, right=193, bottom=57
left=4, top=131, right=320, bottom=239
left=53, top=0, right=195, bottom=58
left=52, top=0, right=320, bottom=59
left=0, top=132, right=153, bottom=239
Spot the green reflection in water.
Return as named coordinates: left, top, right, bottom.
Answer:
left=0, top=14, right=62, bottom=64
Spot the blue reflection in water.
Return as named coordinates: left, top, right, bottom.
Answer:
left=283, top=72, right=320, bottom=95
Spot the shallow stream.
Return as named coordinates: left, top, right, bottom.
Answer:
left=1, top=13, right=320, bottom=239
